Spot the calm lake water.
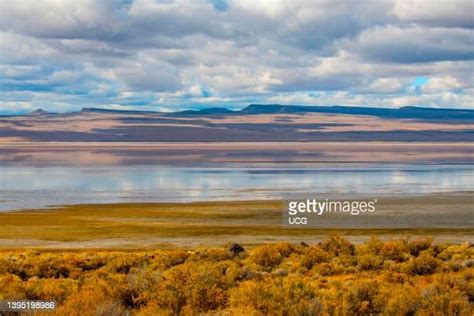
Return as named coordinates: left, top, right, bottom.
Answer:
left=0, top=164, right=473, bottom=211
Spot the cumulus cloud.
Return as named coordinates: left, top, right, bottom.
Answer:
left=0, top=0, right=472, bottom=113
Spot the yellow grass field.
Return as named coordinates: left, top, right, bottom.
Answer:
left=0, top=196, right=473, bottom=249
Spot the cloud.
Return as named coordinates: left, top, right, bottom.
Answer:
left=346, top=25, right=474, bottom=63
left=112, top=57, right=182, bottom=92
left=358, top=78, right=407, bottom=94
left=0, top=0, right=127, bottom=40
left=392, top=0, right=474, bottom=28
left=0, top=0, right=473, bottom=114
left=422, top=76, right=464, bottom=93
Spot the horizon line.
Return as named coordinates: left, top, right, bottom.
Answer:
left=5, top=103, right=474, bottom=116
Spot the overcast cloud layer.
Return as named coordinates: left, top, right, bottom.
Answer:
left=0, top=0, right=473, bottom=114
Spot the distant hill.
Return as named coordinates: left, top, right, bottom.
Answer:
left=175, top=107, right=236, bottom=115
left=80, top=107, right=158, bottom=115
left=28, top=108, right=51, bottom=116
left=6, top=105, right=474, bottom=121
left=75, top=104, right=474, bottom=121
left=240, top=104, right=474, bottom=120
left=2, top=104, right=473, bottom=143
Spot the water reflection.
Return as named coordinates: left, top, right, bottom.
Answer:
left=0, top=164, right=473, bottom=211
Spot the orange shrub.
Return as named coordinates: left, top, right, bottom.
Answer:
left=0, top=237, right=471, bottom=315
left=379, top=240, right=410, bottom=262
left=248, top=242, right=293, bottom=268
left=320, top=235, right=355, bottom=256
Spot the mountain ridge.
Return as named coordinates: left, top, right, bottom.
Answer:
left=1, top=104, right=472, bottom=143
left=18, top=104, right=474, bottom=121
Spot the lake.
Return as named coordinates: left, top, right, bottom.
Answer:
left=1, top=164, right=473, bottom=211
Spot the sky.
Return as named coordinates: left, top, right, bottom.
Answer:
left=0, top=0, right=473, bottom=114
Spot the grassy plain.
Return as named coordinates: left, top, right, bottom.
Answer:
left=0, top=195, right=472, bottom=249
